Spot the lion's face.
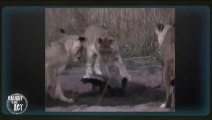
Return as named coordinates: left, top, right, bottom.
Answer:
left=155, top=23, right=173, bottom=46
left=97, top=33, right=115, bottom=53
left=65, top=35, right=86, bottom=62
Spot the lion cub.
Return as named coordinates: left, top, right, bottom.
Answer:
left=83, top=25, right=131, bottom=84
left=45, top=29, right=85, bottom=103
left=156, top=23, right=175, bottom=108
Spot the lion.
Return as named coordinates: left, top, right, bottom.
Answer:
left=155, top=23, right=175, bottom=108
left=45, top=28, right=86, bottom=103
left=82, top=25, right=131, bottom=90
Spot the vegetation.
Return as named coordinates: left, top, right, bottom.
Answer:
left=45, top=8, right=175, bottom=58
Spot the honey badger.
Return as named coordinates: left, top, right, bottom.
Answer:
left=155, top=23, right=175, bottom=108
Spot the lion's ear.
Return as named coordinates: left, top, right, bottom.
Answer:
left=108, top=38, right=114, bottom=44
left=78, top=36, right=86, bottom=42
left=156, top=23, right=164, bottom=32
left=59, top=28, right=66, bottom=34
left=98, top=38, right=102, bottom=43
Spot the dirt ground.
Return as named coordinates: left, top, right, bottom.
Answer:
left=45, top=57, right=172, bottom=112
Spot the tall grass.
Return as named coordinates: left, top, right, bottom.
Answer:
left=45, top=8, right=175, bottom=58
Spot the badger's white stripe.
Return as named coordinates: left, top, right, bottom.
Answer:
left=158, top=25, right=173, bottom=45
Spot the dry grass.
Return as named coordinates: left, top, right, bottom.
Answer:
left=45, top=8, right=175, bottom=58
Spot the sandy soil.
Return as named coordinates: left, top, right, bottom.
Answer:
left=45, top=57, right=172, bottom=112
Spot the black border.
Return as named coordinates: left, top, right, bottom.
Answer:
left=1, top=0, right=211, bottom=120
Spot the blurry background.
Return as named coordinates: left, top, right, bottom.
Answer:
left=45, top=8, right=175, bottom=58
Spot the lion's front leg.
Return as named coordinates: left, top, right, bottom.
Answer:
left=46, top=64, right=73, bottom=103
left=114, top=55, right=132, bottom=82
left=171, top=85, right=175, bottom=108
left=94, top=55, right=102, bottom=75
left=54, top=81, right=74, bottom=103
left=160, top=64, right=172, bottom=108
left=83, top=50, right=96, bottom=78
